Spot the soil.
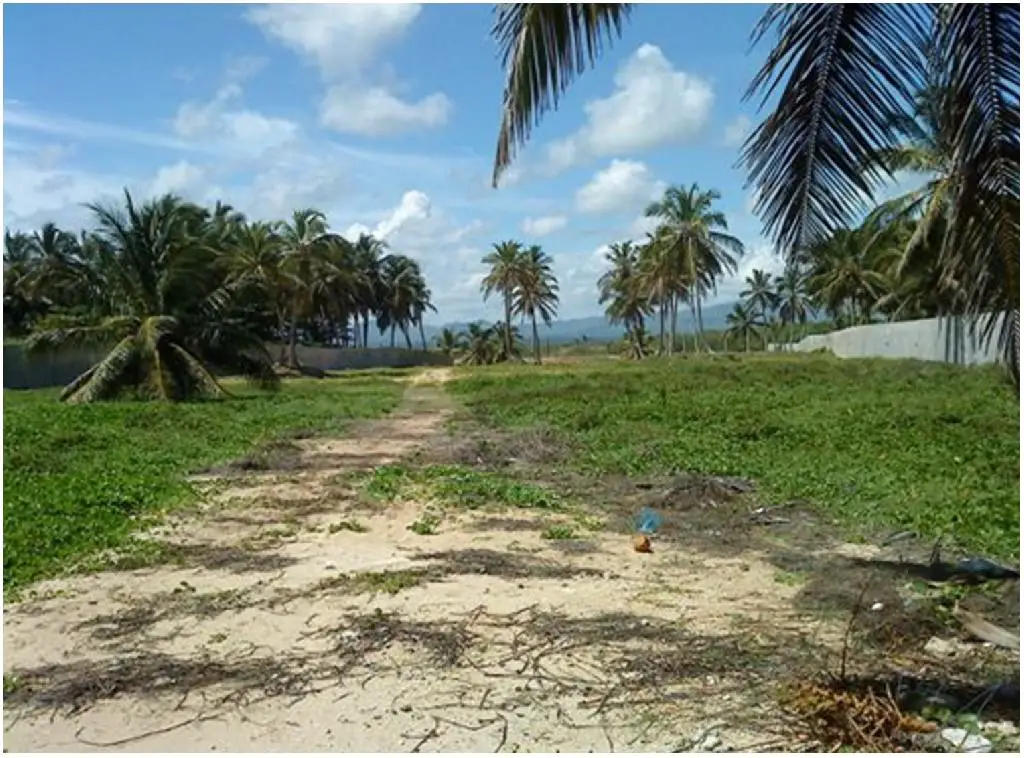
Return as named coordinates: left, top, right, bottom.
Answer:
left=3, top=368, right=1019, bottom=752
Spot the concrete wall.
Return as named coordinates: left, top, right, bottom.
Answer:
left=777, top=314, right=1006, bottom=365
left=3, top=343, right=451, bottom=390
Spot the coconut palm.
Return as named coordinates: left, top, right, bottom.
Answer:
left=481, top=240, right=525, bottom=359
left=774, top=267, right=811, bottom=349
left=644, top=184, right=744, bottom=351
left=25, top=190, right=276, bottom=403
left=724, top=302, right=761, bottom=353
left=462, top=321, right=500, bottom=366
left=740, top=269, right=777, bottom=320
left=434, top=327, right=468, bottom=358
left=804, top=224, right=898, bottom=328
left=276, top=209, right=330, bottom=367
left=514, top=244, right=559, bottom=363
left=350, top=233, right=388, bottom=348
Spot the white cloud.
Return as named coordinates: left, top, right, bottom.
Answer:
left=722, top=114, right=752, bottom=148
left=319, top=86, right=450, bottom=136
left=2, top=152, right=124, bottom=231
left=245, top=4, right=422, bottom=79
left=546, top=44, right=713, bottom=171
left=575, top=159, right=665, bottom=215
left=149, top=160, right=205, bottom=196
left=172, top=85, right=300, bottom=156
left=246, top=4, right=447, bottom=137
left=522, top=215, right=568, bottom=237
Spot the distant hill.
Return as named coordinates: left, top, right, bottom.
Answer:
left=386, top=301, right=739, bottom=348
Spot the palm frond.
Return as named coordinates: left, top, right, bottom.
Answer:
left=741, top=4, right=931, bottom=257
left=491, top=2, right=631, bottom=187
left=62, top=335, right=138, bottom=403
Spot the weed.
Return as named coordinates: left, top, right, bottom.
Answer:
left=3, top=378, right=402, bottom=591
left=408, top=513, right=441, bottom=535
left=541, top=524, right=578, bottom=540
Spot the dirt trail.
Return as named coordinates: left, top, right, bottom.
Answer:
left=4, top=368, right=841, bottom=752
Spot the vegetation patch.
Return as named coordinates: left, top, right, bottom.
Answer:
left=3, top=378, right=402, bottom=592
left=357, top=464, right=568, bottom=512
left=449, top=356, right=1019, bottom=559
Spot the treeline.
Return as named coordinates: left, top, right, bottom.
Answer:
left=3, top=191, right=433, bottom=401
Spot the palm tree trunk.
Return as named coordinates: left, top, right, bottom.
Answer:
left=363, top=312, right=371, bottom=348
left=390, top=324, right=396, bottom=348
left=402, top=324, right=413, bottom=350
left=531, top=311, right=541, bottom=364
left=688, top=300, right=700, bottom=352
left=287, top=317, right=300, bottom=368
left=658, top=303, right=666, bottom=354
left=695, top=290, right=707, bottom=351
left=276, top=308, right=288, bottom=364
left=669, top=295, right=678, bottom=356
left=503, top=294, right=513, bottom=357
left=418, top=319, right=427, bottom=351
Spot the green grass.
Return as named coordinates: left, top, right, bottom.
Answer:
left=358, top=463, right=567, bottom=511
left=3, top=378, right=403, bottom=592
left=449, top=355, right=1019, bottom=559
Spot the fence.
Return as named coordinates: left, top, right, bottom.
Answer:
left=776, top=314, right=1007, bottom=365
left=3, top=344, right=451, bottom=390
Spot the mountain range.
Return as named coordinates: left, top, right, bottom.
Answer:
left=368, top=301, right=739, bottom=348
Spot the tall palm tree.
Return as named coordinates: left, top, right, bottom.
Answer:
left=481, top=240, right=525, bottom=359
left=350, top=233, right=388, bottom=348
left=644, top=184, right=744, bottom=351
left=25, top=190, right=276, bottom=402
left=378, top=254, right=423, bottom=349
left=276, top=208, right=330, bottom=367
left=635, top=232, right=683, bottom=354
left=514, top=244, right=559, bottom=363
left=774, top=266, right=811, bottom=349
left=225, top=221, right=289, bottom=347
left=724, top=302, right=762, bottom=353
left=740, top=268, right=778, bottom=349
left=598, top=241, right=653, bottom=348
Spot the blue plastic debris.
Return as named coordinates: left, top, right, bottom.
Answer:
left=635, top=507, right=663, bottom=535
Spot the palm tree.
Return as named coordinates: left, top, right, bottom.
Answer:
left=724, top=302, right=761, bottom=353
left=350, top=233, right=388, bottom=348
left=774, top=267, right=811, bottom=349
left=481, top=240, right=525, bottom=359
left=377, top=254, right=424, bottom=349
left=276, top=208, right=330, bottom=367
left=644, top=184, right=744, bottom=351
left=25, top=190, right=276, bottom=402
left=486, top=3, right=1018, bottom=385
left=434, top=327, right=467, bottom=358
left=514, top=244, right=559, bottom=363
left=635, top=232, right=681, bottom=354
left=225, top=221, right=289, bottom=346
left=462, top=321, right=500, bottom=366
left=740, top=269, right=777, bottom=320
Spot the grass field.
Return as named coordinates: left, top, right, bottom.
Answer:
left=449, top=355, right=1020, bottom=559
left=3, top=376, right=403, bottom=591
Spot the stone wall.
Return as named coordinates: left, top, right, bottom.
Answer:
left=3, top=343, right=451, bottom=390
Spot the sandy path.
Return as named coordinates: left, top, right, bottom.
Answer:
left=3, top=369, right=825, bottom=753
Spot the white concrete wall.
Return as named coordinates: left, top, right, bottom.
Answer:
left=778, top=314, right=1006, bottom=365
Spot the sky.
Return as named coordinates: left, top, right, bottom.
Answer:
left=4, top=2, right=789, bottom=324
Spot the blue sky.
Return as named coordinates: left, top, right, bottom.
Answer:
left=4, top=3, right=786, bottom=323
